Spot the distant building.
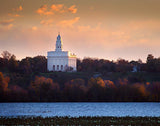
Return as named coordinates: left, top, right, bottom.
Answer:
left=47, top=33, right=77, bottom=72
left=132, top=66, right=138, bottom=72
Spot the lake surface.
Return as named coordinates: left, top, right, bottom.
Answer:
left=0, top=103, right=160, bottom=117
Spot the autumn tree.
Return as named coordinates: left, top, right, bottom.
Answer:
left=116, top=58, right=132, bottom=72
left=32, top=56, right=47, bottom=73
left=146, top=54, right=160, bottom=72
left=87, top=77, right=106, bottom=101
left=19, top=57, right=32, bottom=74
left=148, top=82, right=160, bottom=101
left=133, top=83, right=149, bottom=99
left=147, top=54, right=154, bottom=63
left=0, top=51, right=12, bottom=72
left=1, top=51, right=11, bottom=60
left=0, top=72, right=9, bottom=91
left=104, top=80, right=116, bottom=88
left=8, top=55, right=19, bottom=72
left=0, top=72, right=10, bottom=101
left=64, top=78, right=86, bottom=101
left=9, top=85, right=28, bottom=102
left=30, top=76, right=59, bottom=101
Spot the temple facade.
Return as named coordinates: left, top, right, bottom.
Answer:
left=47, top=34, right=77, bottom=72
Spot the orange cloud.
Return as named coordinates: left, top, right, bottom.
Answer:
left=50, top=4, right=64, bottom=13
left=0, top=19, right=14, bottom=26
left=13, top=6, right=23, bottom=12
left=36, top=5, right=54, bottom=16
left=68, top=5, right=77, bottom=14
left=44, top=11, right=54, bottom=15
left=32, top=26, right=37, bottom=31
left=40, top=19, right=54, bottom=26
left=37, top=5, right=47, bottom=13
left=7, top=24, right=14, bottom=29
left=36, top=4, right=78, bottom=16
left=57, top=17, right=80, bottom=28
left=18, top=6, right=23, bottom=11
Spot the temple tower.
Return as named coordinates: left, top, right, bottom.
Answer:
left=47, top=33, right=77, bottom=72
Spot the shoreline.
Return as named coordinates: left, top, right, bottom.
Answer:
left=0, top=116, right=160, bottom=125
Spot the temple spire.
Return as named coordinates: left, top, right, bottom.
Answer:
left=55, top=33, right=63, bottom=51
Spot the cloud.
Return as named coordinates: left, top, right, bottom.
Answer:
left=78, top=25, right=91, bottom=32
left=18, top=6, right=23, bottom=11
left=32, top=26, right=37, bottom=31
left=6, top=24, right=14, bottom=30
left=57, top=17, right=80, bottom=28
left=50, top=4, right=64, bottom=13
left=8, top=13, right=21, bottom=17
left=68, top=5, right=77, bottom=14
left=8, top=6, right=23, bottom=18
left=36, top=4, right=78, bottom=16
left=36, top=5, right=54, bottom=16
left=43, top=11, right=54, bottom=16
left=40, top=19, right=54, bottom=26
left=126, top=20, right=160, bottom=31
left=1, top=18, right=160, bottom=62
left=13, top=6, right=23, bottom=12
left=0, top=19, right=14, bottom=26
left=78, top=22, right=102, bottom=32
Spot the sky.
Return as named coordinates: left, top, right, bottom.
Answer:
left=0, top=0, right=160, bottom=62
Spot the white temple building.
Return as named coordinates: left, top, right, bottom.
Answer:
left=47, top=33, right=77, bottom=72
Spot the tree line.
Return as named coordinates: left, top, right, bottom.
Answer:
left=1, top=51, right=160, bottom=74
left=0, top=51, right=160, bottom=102
left=1, top=72, right=160, bottom=102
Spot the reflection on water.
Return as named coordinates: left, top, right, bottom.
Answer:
left=0, top=102, right=160, bottom=117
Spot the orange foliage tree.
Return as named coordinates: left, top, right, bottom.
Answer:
left=88, top=77, right=105, bottom=88
left=30, top=76, right=59, bottom=101
left=64, top=78, right=86, bottom=101
left=0, top=72, right=10, bottom=91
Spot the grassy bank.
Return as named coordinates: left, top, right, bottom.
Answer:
left=0, top=116, right=160, bottom=125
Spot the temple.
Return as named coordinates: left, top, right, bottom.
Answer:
left=47, top=33, right=77, bottom=72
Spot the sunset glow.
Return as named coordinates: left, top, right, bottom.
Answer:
left=0, top=0, right=160, bottom=61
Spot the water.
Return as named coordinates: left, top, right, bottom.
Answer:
left=0, top=102, right=160, bottom=117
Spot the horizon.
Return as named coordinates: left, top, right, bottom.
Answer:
left=0, top=0, right=160, bottom=62
left=0, top=49, right=152, bottom=63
